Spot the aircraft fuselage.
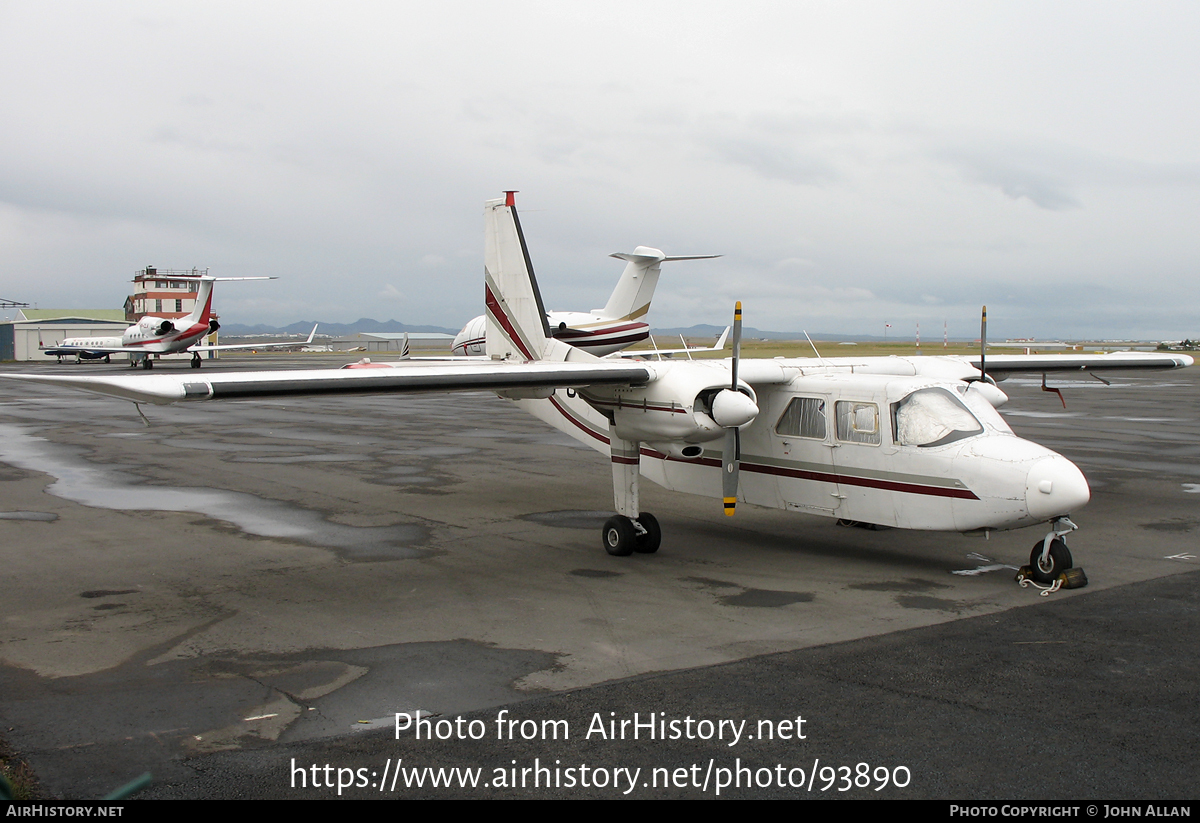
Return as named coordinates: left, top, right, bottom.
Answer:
left=519, top=359, right=1090, bottom=534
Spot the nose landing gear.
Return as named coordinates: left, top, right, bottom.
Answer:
left=1018, top=516, right=1088, bottom=592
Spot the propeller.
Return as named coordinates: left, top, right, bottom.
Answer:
left=967, top=305, right=993, bottom=388
left=714, top=301, right=759, bottom=516
left=965, top=304, right=1011, bottom=408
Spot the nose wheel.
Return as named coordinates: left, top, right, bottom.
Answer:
left=1029, top=537, right=1072, bottom=584
left=1020, top=516, right=1087, bottom=590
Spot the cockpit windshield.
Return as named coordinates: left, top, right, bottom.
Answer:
left=892, top=387, right=983, bottom=448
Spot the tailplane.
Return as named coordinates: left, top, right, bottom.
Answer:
left=179, top=275, right=276, bottom=334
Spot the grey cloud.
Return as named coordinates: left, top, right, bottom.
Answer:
left=935, top=140, right=1200, bottom=211
left=699, top=111, right=872, bottom=186
left=708, top=137, right=841, bottom=186
left=936, top=148, right=1082, bottom=211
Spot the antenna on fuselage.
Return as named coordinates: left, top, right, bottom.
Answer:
left=803, top=330, right=825, bottom=364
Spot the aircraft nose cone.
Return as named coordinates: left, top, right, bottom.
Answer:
left=1026, top=455, right=1090, bottom=521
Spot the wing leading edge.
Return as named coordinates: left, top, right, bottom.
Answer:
left=961, top=352, right=1194, bottom=376
left=2, top=360, right=652, bottom=405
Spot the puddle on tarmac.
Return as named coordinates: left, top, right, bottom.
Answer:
left=718, top=588, right=814, bottom=608
left=164, top=439, right=301, bottom=453
left=0, top=424, right=429, bottom=561
left=521, top=511, right=613, bottom=530
left=848, top=578, right=950, bottom=592
left=569, top=569, right=622, bottom=579
left=385, top=446, right=477, bottom=458
left=0, top=511, right=59, bottom=522
left=230, top=454, right=372, bottom=464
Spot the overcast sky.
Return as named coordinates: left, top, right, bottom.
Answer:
left=2, top=1, right=1198, bottom=340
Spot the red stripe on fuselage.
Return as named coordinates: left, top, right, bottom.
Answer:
left=545, top=395, right=978, bottom=501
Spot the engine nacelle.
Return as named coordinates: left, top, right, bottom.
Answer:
left=208, top=318, right=221, bottom=334
left=156, top=320, right=175, bottom=336
left=584, top=364, right=759, bottom=445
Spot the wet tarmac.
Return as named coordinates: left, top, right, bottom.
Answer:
left=0, top=354, right=1197, bottom=799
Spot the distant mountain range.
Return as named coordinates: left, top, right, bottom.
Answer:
left=220, top=319, right=460, bottom=337
left=219, top=318, right=976, bottom=342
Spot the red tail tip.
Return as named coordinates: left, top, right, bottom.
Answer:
left=504, top=191, right=518, bottom=207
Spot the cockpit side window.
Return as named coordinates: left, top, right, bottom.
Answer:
left=835, top=401, right=880, bottom=445
left=892, top=388, right=983, bottom=447
left=775, top=397, right=827, bottom=439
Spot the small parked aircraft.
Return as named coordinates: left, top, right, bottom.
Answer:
left=451, top=245, right=720, bottom=357
left=8, top=193, right=1193, bottom=588
left=40, top=276, right=316, bottom=369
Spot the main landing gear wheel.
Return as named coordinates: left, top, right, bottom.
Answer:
left=142, top=357, right=154, bottom=370
left=191, top=353, right=202, bottom=369
left=602, top=514, right=662, bottom=556
left=1029, top=537, right=1073, bottom=585
left=634, top=512, right=661, bottom=554
left=603, top=515, right=637, bottom=556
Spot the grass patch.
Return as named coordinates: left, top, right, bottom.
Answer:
left=0, top=738, right=40, bottom=801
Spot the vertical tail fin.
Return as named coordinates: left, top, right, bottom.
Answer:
left=602, top=248, right=720, bottom=321
left=484, top=193, right=584, bottom=363
left=602, top=247, right=667, bottom=321
left=186, top=277, right=216, bottom=329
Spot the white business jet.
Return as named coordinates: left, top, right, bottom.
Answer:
left=451, top=234, right=721, bottom=357
left=40, top=276, right=316, bottom=369
left=8, top=195, right=1192, bottom=589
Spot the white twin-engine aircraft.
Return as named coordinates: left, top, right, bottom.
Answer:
left=8, top=194, right=1193, bottom=587
left=452, top=244, right=721, bottom=357
left=40, top=276, right=316, bottom=369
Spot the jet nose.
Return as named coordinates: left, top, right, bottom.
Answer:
left=1026, top=455, right=1090, bottom=521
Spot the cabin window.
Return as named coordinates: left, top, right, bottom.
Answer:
left=775, top=397, right=827, bottom=439
left=892, top=388, right=983, bottom=448
left=836, top=401, right=880, bottom=445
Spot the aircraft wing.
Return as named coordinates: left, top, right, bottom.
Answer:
left=190, top=324, right=319, bottom=353
left=39, top=344, right=132, bottom=356
left=609, top=327, right=731, bottom=360
left=1, top=360, right=652, bottom=405
left=961, top=352, right=1194, bottom=376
